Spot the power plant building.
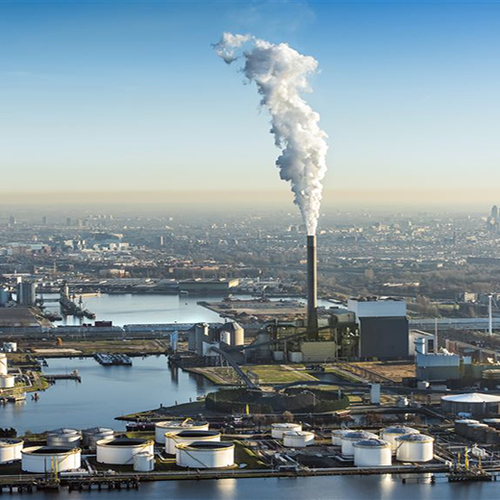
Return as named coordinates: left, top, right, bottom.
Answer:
left=348, top=297, right=409, bottom=360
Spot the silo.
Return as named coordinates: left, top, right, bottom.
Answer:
left=22, top=446, right=81, bottom=473
left=395, top=434, right=434, bottom=463
left=46, top=429, right=81, bottom=448
left=341, top=431, right=378, bottom=457
left=380, top=426, right=420, bottom=452
left=271, top=423, right=302, bottom=439
left=96, top=438, right=154, bottom=465
left=133, top=452, right=155, bottom=472
left=0, top=289, right=9, bottom=306
left=0, top=353, right=7, bottom=375
left=0, top=439, right=24, bottom=463
left=176, top=441, right=235, bottom=469
left=165, top=430, right=221, bottom=455
left=82, top=428, right=114, bottom=450
left=155, top=420, right=209, bottom=444
left=230, top=322, right=244, bottom=346
left=283, top=431, right=315, bottom=448
left=195, top=323, right=209, bottom=355
left=353, top=439, right=392, bottom=467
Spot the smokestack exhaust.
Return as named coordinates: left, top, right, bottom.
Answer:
left=307, top=234, right=318, bottom=333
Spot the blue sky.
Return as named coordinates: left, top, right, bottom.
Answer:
left=1, top=0, right=499, bottom=207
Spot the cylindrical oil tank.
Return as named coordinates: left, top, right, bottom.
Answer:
left=395, top=434, right=434, bottom=463
left=467, top=423, right=489, bottom=442
left=0, top=374, right=15, bottom=389
left=283, top=431, right=315, bottom=448
left=454, top=419, right=479, bottom=436
left=341, top=431, right=378, bottom=457
left=82, top=427, right=114, bottom=449
left=165, top=430, right=221, bottom=455
left=271, top=423, right=302, bottom=439
left=332, top=429, right=351, bottom=446
left=22, top=446, right=81, bottom=473
left=0, top=353, right=7, bottom=375
left=155, top=420, right=209, bottom=444
left=483, top=418, right=500, bottom=430
left=46, top=428, right=81, bottom=448
left=353, top=439, right=392, bottom=467
left=484, top=428, right=500, bottom=445
left=0, top=439, right=24, bottom=463
left=96, top=438, right=154, bottom=465
left=176, top=441, right=235, bottom=469
left=133, top=452, right=155, bottom=472
left=380, top=426, right=420, bottom=452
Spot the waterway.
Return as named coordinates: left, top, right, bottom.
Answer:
left=10, top=474, right=500, bottom=499
left=41, top=292, right=335, bottom=327
left=0, top=356, right=213, bottom=434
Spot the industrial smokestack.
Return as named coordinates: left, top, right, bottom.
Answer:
left=307, top=235, right=318, bottom=332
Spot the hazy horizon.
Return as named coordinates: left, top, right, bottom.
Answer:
left=0, top=188, right=498, bottom=213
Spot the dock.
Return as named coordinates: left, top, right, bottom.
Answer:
left=94, top=353, right=132, bottom=366
left=45, top=372, right=82, bottom=383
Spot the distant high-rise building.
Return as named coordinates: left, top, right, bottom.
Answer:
left=66, top=217, right=72, bottom=226
left=42, top=216, right=47, bottom=225
left=16, top=281, right=36, bottom=306
left=9, top=215, right=16, bottom=225
left=492, top=205, right=499, bottom=221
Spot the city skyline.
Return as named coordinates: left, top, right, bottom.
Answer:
left=1, top=0, right=499, bottom=208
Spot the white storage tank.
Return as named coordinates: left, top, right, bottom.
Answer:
left=82, top=427, right=114, bottom=450
left=0, top=353, right=7, bottom=375
left=395, top=434, right=434, bottom=463
left=353, top=439, right=392, bottom=467
left=0, top=374, right=15, bottom=389
left=380, top=426, right=420, bottom=452
left=283, top=431, right=315, bottom=448
left=0, top=439, right=24, bottom=463
left=47, top=428, right=81, bottom=448
left=165, top=430, right=221, bottom=455
left=133, top=452, right=155, bottom=472
left=155, top=420, right=209, bottom=444
left=332, top=429, right=351, bottom=446
left=341, top=431, right=377, bottom=457
left=271, top=423, right=302, bottom=439
left=96, top=438, right=154, bottom=465
left=22, top=446, right=81, bottom=473
left=176, top=441, right=235, bottom=469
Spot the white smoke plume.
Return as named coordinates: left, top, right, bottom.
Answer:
left=213, top=32, right=328, bottom=235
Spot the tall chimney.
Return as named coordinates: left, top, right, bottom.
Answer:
left=307, top=234, right=318, bottom=332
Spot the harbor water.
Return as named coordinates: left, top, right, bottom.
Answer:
left=0, top=356, right=213, bottom=434
left=8, top=474, right=500, bottom=499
